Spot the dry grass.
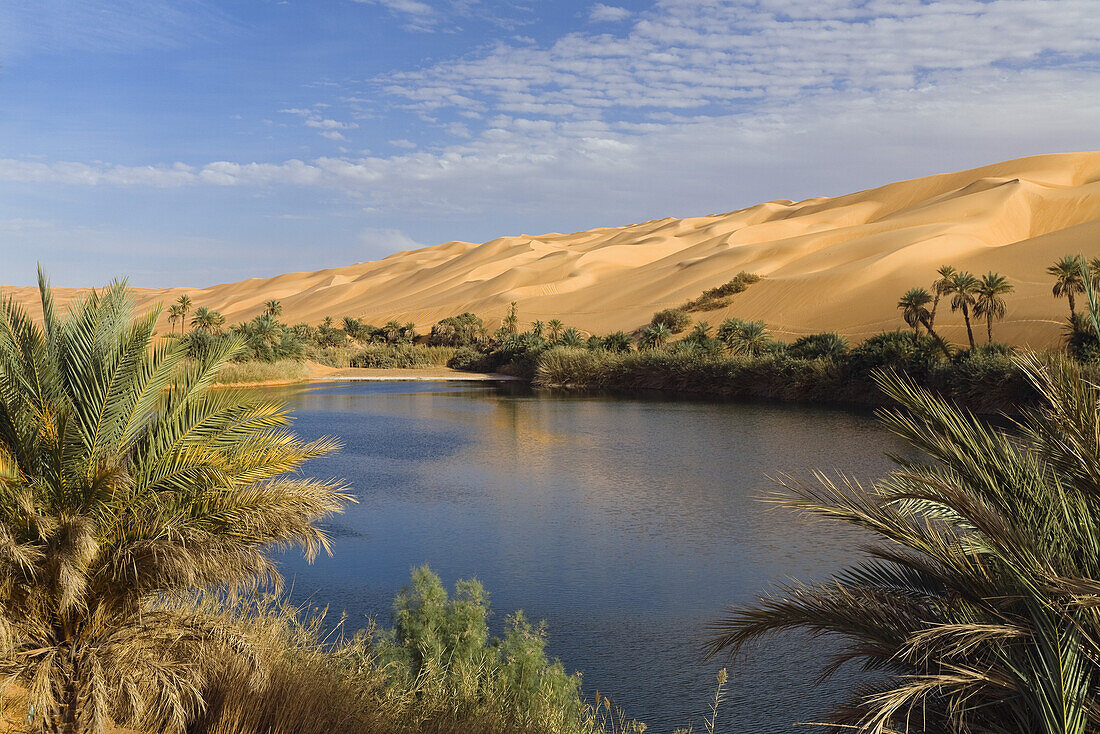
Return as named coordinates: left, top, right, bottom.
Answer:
left=211, top=359, right=312, bottom=385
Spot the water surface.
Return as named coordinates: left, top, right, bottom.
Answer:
left=274, top=381, right=913, bottom=732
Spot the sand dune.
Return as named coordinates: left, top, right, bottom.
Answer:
left=6, top=152, right=1100, bottom=349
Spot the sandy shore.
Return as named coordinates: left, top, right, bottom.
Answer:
left=311, top=367, right=522, bottom=382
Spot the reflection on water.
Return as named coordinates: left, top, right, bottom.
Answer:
left=272, top=381, right=913, bottom=732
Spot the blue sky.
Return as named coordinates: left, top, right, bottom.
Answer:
left=1, top=0, right=1098, bottom=287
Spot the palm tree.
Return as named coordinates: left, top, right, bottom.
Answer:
left=603, top=330, right=632, bottom=352
left=1049, top=255, right=1086, bottom=319
left=503, top=302, right=518, bottom=335
left=190, top=306, right=225, bottom=334
left=639, top=323, right=672, bottom=349
left=531, top=320, right=544, bottom=338
left=559, top=327, right=585, bottom=348
left=0, top=273, right=350, bottom=734
left=929, top=264, right=956, bottom=328
left=947, top=271, right=980, bottom=349
left=716, top=318, right=747, bottom=348
left=264, top=299, right=283, bottom=318
left=547, top=319, right=564, bottom=342
left=176, top=295, right=192, bottom=332
left=382, top=320, right=404, bottom=345
left=973, top=271, right=1014, bottom=343
left=167, top=304, right=184, bottom=335
left=252, top=314, right=281, bottom=348
left=728, top=320, right=771, bottom=356
left=707, top=355, right=1100, bottom=732
left=897, top=287, right=933, bottom=336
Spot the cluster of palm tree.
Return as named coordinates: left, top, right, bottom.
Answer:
left=165, top=294, right=231, bottom=337
left=0, top=273, right=349, bottom=733
left=897, top=265, right=1014, bottom=349
left=1048, top=254, right=1100, bottom=319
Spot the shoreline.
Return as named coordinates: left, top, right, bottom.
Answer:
left=214, top=365, right=522, bottom=389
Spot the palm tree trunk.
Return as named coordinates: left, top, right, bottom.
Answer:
left=921, top=318, right=951, bottom=358
left=1069, top=292, right=1077, bottom=320
left=987, top=314, right=993, bottom=344
left=930, top=295, right=940, bottom=328
left=962, top=306, right=975, bottom=349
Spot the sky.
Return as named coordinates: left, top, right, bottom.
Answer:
left=1, top=0, right=1098, bottom=287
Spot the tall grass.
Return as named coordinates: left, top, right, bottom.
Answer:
left=212, top=359, right=311, bottom=385
left=350, top=344, right=457, bottom=369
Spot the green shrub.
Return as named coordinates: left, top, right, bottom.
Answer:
left=845, top=329, right=940, bottom=379
left=176, top=329, right=224, bottom=359
left=682, top=272, right=762, bottom=311
left=649, top=308, right=691, bottom=333
left=787, top=332, right=848, bottom=360
left=373, top=566, right=588, bottom=732
left=429, top=313, right=484, bottom=347
left=1065, top=313, right=1100, bottom=361
left=601, top=331, right=633, bottom=353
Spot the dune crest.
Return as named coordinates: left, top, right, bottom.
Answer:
left=7, top=152, right=1100, bottom=348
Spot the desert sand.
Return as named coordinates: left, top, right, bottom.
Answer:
left=6, top=152, right=1100, bottom=349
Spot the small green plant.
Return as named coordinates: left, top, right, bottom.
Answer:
left=682, top=272, right=762, bottom=312
left=649, top=308, right=691, bottom=334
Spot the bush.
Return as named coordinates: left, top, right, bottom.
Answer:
left=448, top=334, right=550, bottom=377
left=374, top=567, right=589, bottom=732
left=845, top=330, right=940, bottom=379
left=649, top=308, right=691, bottom=333
left=787, top=332, right=848, bottom=360
left=449, top=346, right=496, bottom=372
left=308, top=345, right=359, bottom=368
left=1065, top=314, right=1100, bottom=362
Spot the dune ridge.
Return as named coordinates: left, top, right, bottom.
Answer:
left=7, top=152, right=1100, bottom=349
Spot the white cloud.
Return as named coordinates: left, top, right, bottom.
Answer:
left=353, top=0, right=441, bottom=32
left=373, top=0, right=1100, bottom=125
left=589, top=4, right=630, bottom=23
left=356, top=0, right=434, bottom=15
left=281, top=108, right=359, bottom=140
left=3, top=0, right=1099, bottom=232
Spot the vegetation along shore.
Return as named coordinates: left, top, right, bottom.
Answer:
left=168, top=257, right=1100, bottom=413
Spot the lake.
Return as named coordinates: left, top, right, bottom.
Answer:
left=273, top=380, right=913, bottom=732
